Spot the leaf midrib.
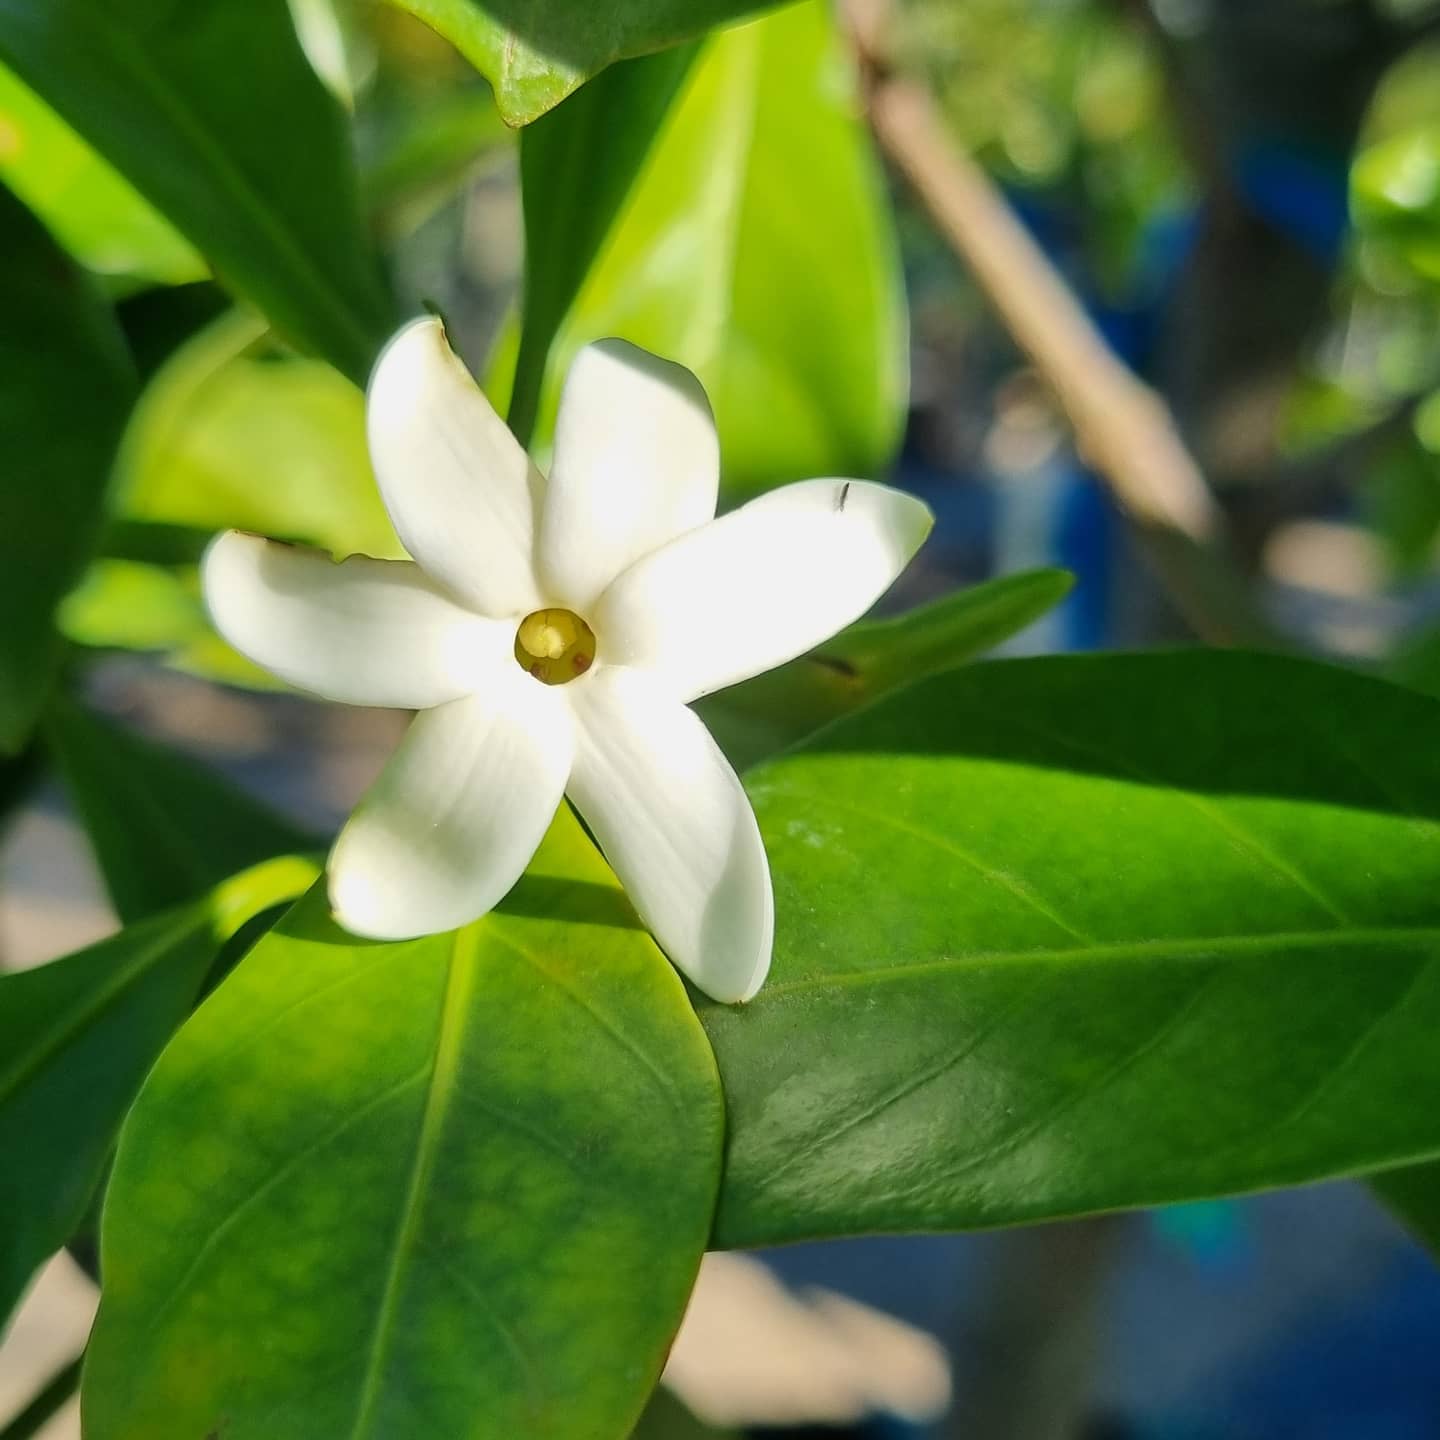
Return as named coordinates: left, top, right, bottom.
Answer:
left=750, top=925, right=1440, bottom=1002
left=0, top=3, right=382, bottom=375
left=346, top=924, right=480, bottom=1440
left=0, top=909, right=207, bottom=1105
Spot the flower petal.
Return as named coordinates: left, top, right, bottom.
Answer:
left=597, top=479, right=932, bottom=701
left=539, top=339, right=719, bottom=611
left=202, top=530, right=503, bottom=708
left=367, top=316, right=544, bottom=617
left=329, top=683, right=573, bottom=940
left=567, top=667, right=771, bottom=1003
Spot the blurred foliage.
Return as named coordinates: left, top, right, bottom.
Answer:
left=895, top=0, right=1186, bottom=293
left=114, top=311, right=398, bottom=558
left=0, top=62, right=203, bottom=288
left=0, top=182, right=134, bottom=752
left=61, top=309, right=400, bottom=689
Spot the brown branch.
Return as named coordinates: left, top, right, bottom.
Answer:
left=846, top=1, right=1278, bottom=645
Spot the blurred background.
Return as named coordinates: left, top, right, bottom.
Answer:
left=4, top=0, right=1440, bottom=1435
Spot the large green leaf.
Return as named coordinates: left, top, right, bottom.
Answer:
left=45, top=698, right=315, bottom=924
left=0, top=857, right=316, bottom=1327
left=84, top=809, right=724, bottom=1440
left=0, top=183, right=134, bottom=754
left=702, top=651, right=1440, bottom=1246
left=492, top=0, right=905, bottom=496
left=0, top=61, right=203, bottom=285
left=0, top=0, right=393, bottom=381
left=699, top=568, right=1073, bottom=771
left=384, top=0, right=791, bottom=124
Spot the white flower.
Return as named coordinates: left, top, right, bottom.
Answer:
left=203, top=319, right=931, bottom=1003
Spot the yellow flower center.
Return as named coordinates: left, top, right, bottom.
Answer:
left=514, top=608, right=597, bottom=685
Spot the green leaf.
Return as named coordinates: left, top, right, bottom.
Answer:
left=0, top=62, right=203, bottom=285
left=492, top=0, right=906, bottom=496
left=509, top=44, right=697, bottom=445
left=114, top=308, right=401, bottom=557
left=698, top=568, right=1074, bottom=771
left=1371, top=1162, right=1440, bottom=1258
left=84, top=809, right=724, bottom=1440
left=1353, top=127, right=1440, bottom=284
left=383, top=0, right=792, bottom=124
left=703, top=651, right=1440, bottom=1246
left=45, top=698, right=315, bottom=924
left=58, top=559, right=281, bottom=691
left=0, top=0, right=393, bottom=382
left=0, top=856, right=317, bottom=1328
left=0, top=183, right=134, bottom=754
left=60, top=309, right=401, bottom=687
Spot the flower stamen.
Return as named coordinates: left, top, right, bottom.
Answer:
left=514, top=608, right=596, bottom=685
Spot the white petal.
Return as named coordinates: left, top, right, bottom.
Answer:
left=329, top=683, right=572, bottom=940
left=538, top=339, right=719, bottom=611
left=202, top=530, right=502, bottom=708
left=596, top=479, right=932, bottom=701
left=567, top=667, right=771, bottom=1003
left=367, top=316, right=544, bottom=618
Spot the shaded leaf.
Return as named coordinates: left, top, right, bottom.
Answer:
left=384, top=0, right=791, bottom=124
left=0, top=183, right=134, bottom=753
left=0, top=0, right=393, bottom=381
left=84, top=809, right=724, bottom=1440
left=699, top=568, right=1073, bottom=771
left=508, top=44, right=697, bottom=445
left=703, top=651, right=1440, bottom=1245
left=631, top=1390, right=739, bottom=1439
left=0, top=857, right=317, bottom=1327
left=46, top=698, right=315, bottom=924
left=1371, top=1162, right=1440, bottom=1259
left=492, top=0, right=905, bottom=497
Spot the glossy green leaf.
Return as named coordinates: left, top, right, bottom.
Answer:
left=0, top=0, right=393, bottom=381
left=45, top=698, right=314, bottom=924
left=0, top=183, right=134, bottom=754
left=509, top=44, right=697, bottom=445
left=703, top=651, right=1440, bottom=1246
left=1371, top=1161, right=1440, bottom=1258
left=383, top=0, right=790, bottom=124
left=0, top=62, right=203, bottom=285
left=492, top=0, right=906, bottom=496
left=699, top=568, right=1074, bottom=771
left=0, top=856, right=317, bottom=1327
left=85, top=809, right=724, bottom=1440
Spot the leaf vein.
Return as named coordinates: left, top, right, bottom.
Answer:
left=781, top=784, right=1095, bottom=943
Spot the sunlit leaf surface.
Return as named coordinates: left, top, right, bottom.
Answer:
left=705, top=652, right=1440, bottom=1244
